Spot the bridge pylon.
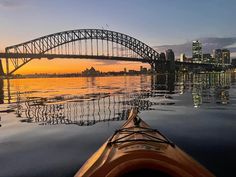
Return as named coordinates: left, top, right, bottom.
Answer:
left=149, top=61, right=165, bottom=73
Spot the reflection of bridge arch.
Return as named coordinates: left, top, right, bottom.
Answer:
left=5, top=29, right=160, bottom=75
left=15, top=90, right=174, bottom=126
left=17, top=94, right=132, bottom=126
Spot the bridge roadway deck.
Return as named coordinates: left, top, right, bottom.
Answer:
left=0, top=53, right=148, bottom=63
left=0, top=52, right=229, bottom=67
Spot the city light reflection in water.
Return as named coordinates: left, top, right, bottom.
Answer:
left=0, top=72, right=235, bottom=177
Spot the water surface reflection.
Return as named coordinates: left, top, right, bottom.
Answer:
left=0, top=72, right=235, bottom=177
left=0, top=72, right=234, bottom=127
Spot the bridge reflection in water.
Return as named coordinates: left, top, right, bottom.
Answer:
left=0, top=72, right=232, bottom=127
left=15, top=89, right=176, bottom=126
left=10, top=72, right=234, bottom=127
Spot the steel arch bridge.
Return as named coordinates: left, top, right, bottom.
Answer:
left=2, top=29, right=160, bottom=75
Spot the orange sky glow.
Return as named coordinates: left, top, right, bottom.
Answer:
left=1, top=58, right=150, bottom=75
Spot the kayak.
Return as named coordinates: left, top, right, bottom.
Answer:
left=75, top=108, right=215, bottom=177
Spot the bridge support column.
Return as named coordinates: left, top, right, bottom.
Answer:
left=167, top=60, right=175, bottom=73
left=155, top=61, right=166, bottom=73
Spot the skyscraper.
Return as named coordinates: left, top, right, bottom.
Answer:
left=213, top=49, right=222, bottom=64
left=222, top=49, right=230, bottom=64
left=165, top=49, right=175, bottom=71
left=192, top=40, right=202, bottom=63
left=159, top=52, right=166, bottom=61
left=180, top=53, right=186, bottom=62
left=166, top=49, right=175, bottom=62
left=157, top=52, right=166, bottom=72
left=202, top=53, right=212, bottom=63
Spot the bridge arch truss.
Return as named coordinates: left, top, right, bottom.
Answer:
left=5, top=29, right=159, bottom=75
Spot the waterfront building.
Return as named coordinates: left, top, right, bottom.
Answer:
left=140, top=66, right=143, bottom=72
left=180, top=53, right=186, bottom=62
left=140, top=66, right=147, bottom=73
left=82, top=67, right=100, bottom=76
left=232, top=58, right=236, bottom=67
left=192, top=40, right=202, bottom=63
left=142, top=67, right=148, bottom=73
left=128, top=70, right=139, bottom=74
left=159, top=52, right=166, bottom=61
left=203, top=53, right=212, bottom=63
left=166, top=49, right=175, bottom=62
left=213, top=49, right=222, bottom=64
left=166, top=49, right=175, bottom=71
left=222, top=49, right=230, bottom=64
left=157, top=53, right=167, bottom=72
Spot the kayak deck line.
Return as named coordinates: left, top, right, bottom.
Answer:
left=108, top=126, right=175, bottom=147
left=75, top=108, right=215, bottom=177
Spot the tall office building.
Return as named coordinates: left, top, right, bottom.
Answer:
left=159, top=52, right=166, bottom=61
left=222, top=49, right=230, bottom=64
left=166, top=49, right=175, bottom=71
left=192, top=40, right=202, bottom=63
left=180, top=53, right=186, bottom=62
left=232, top=58, right=236, bottom=67
left=156, top=53, right=166, bottom=72
left=213, top=49, right=222, bottom=64
left=202, top=53, right=212, bottom=63
left=166, top=49, right=175, bottom=62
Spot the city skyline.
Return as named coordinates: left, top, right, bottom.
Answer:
left=0, top=0, right=236, bottom=74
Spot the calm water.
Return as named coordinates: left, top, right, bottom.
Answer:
left=0, top=72, right=236, bottom=177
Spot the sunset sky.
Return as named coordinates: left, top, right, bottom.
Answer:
left=0, top=0, right=236, bottom=74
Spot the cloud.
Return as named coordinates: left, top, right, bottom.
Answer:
left=0, top=0, right=29, bottom=8
left=153, top=37, right=236, bottom=58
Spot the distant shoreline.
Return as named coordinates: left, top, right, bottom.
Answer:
left=0, top=73, right=153, bottom=80
left=1, top=70, right=235, bottom=80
